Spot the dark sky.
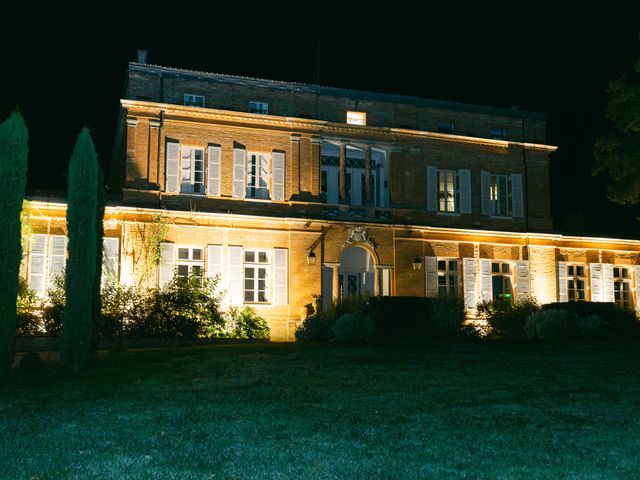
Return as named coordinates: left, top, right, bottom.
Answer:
left=2, top=1, right=640, bottom=237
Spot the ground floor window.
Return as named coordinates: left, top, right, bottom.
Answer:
left=437, top=259, right=459, bottom=297
left=613, top=266, right=632, bottom=309
left=176, top=246, right=204, bottom=281
left=491, top=261, right=512, bottom=301
left=244, top=250, right=269, bottom=303
left=567, top=264, right=586, bottom=302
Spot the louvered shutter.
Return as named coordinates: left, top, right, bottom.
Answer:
left=165, top=142, right=180, bottom=193
left=634, top=265, right=640, bottom=315
left=232, top=148, right=246, bottom=198
left=426, top=166, right=437, bottom=212
left=28, top=234, right=47, bottom=296
left=271, top=151, right=285, bottom=201
left=459, top=169, right=472, bottom=214
left=159, top=243, right=175, bottom=288
left=102, top=237, right=119, bottom=282
left=481, top=171, right=490, bottom=215
left=589, top=263, right=603, bottom=302
left=48, top=235, right=67, bottom=288
left=602, top=263, right=614, bottom=303
left=273, top=248, right=288, bottom=305
left=207, top=146, right=221, bottom=196
left=463, top=258, right=477, bottom=309
left=515, top=260, right=530, bottom=300
left=557, top=261, right=568, bottom=302
left=425, top=256, right=438, bottom=298
left=511, top=174, right=524, bottom=218
left=480, top=258, right=492, bottom=302
left=228, top=246, right=243, bottom=305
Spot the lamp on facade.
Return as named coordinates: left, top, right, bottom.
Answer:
left=307, top=251, right=317, bottom=265
left=412, top=257, right=423, bottom=271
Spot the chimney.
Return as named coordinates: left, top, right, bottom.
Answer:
left=137, top=49, right=148, bottom=64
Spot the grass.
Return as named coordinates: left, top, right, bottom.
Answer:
left=1, top=342, right=640, bottom=479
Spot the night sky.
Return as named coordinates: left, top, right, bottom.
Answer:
left=2, top=1, right=640, bottom=237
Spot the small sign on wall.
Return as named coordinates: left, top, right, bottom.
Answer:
left=347, top=111, right=366, bottom=126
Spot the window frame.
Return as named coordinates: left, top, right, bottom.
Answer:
left=246, top=152, right=271, bottom=199
left=249, top=101, right=269, bottom=115
left=567, top=264, right=586, bottom=302
left=613, top=266, right=632, bottom=309
left=437, top=122, right=454, bottom=134
left=180, top=146, right=206, bottom=194
left=491, top=261, right=513, bottom=301
left=489, top=174, right=512, bottom=217
left=437, top=169, right=459, bottom=213
left=184, top=94, right=205, bottom=108
left=243, top=249, right=270, bottom=304
left=175, top=245, right=204, bottom=281
left=437, top=259, right=460, bottom=298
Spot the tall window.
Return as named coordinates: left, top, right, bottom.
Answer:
left=438, top=170, right=458, bottom=212
left=489, top=174, right=511, bottom=216
left=184, top=94, right=205, bottom=107
left=249, top=101, right=269, bottom=114
left=321, top=170, right=328, bottom=203
left=247, top=153, right=270, bottom=199
left=613, top=266, right=632, bottom=309
left=176, top=247, right=203, bottom=281
left=567, top=264, right=586, bottom=302
left=492, top=261, right=513, bottom=301
left=437, top=259, right=459, bottom=297
left=180, top=147, right=205, bottom=194
left=244, top=250, right=269, bottom=303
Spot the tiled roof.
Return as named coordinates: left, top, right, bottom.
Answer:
left=128, top=62, right=546, bottom=120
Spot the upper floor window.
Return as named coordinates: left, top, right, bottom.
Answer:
left=438, top=170, right=458, bottom=213
left=437, top=122, right=454, bottom=134
left=184, top=94, right=205, bottom=107
left=246, top=153, right=270, bottom=199
left=490, top=129, right=506, bottom=140
left=249, top=101, right=269, bottom=115
left=613, top=266, right=632, bottom=309
left=567, top=264, right=586, bottom=302
left=244, top=250, right=270, bottom=303
left=180, top=147, right=205, bottom=194
left=176, top=246, right=204, bottom=280
left=489, top=174, right=511, bottom=216
left=346, top=111, right=366, bottom=126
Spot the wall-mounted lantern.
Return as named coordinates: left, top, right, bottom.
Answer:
left=307, top=251, right=317, bottom=265
left=412, top=257, right=423, bottom=271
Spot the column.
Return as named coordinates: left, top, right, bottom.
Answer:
left=364, top=145, right=372, bottom=205
left=374, top=266, right=380, bottom=296
left=388, top=146, right=403, bottom=206
left=310, top=137, right=321, bottom=197
left=331, top=265, right=340, bottom=301
left=339, top=142, right=347, bottom=203
left=148, top=118, right=161, bottom=188
left=290, top=133, right=300, bottom=197
left=125, top=117, right=138, bottom=186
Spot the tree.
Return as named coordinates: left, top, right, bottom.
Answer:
left=91, top=167, right=105, bottom=352
left=593, top=56, right=640, bottom=208
left=0, top=112, right=28, bottom=374
left=61, top=129, right=99, bottom=372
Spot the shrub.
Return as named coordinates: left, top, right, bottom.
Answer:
left=15, top=278, right=43, bottom=337
left=41, top=274, right=65, bottom=337
left=225, top=306, right=270, bottom=339
left=524, top=309, right=577, bottom=340
left=479, top=297, right=540, bottom=340
left=332, top=312, right=375, bottom=343
left=430, top=295, right=466, bottom=339
left=577, top=315, right=610, bottom=340
left=541, top=302, right=639, bottom=339
left=296, top=295, right=370, bottom=342
left=18, top=352, right=44, bottom=371
left=369, top=296, right=435, bottom=343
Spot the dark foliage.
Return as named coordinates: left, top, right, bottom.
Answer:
left=15, top=278, right=42, bottom=337
left=541, top=302, right=639, bottom=339
left=18, top=352, right=44, bottom=371
left=91, top=167, right=106, bottom=351
left=0, top=112, right=28, bottom=373
left=478, top=297, right=541, bottom=340
left=226, top=307, right=271, bottom=339
left=62, top=129, right=99, bottom=372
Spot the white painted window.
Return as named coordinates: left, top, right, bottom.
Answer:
left=176, top=246, right=204, bottom=280
left=489, top=174, right=511, bottom=216
left=437, top=259, right=460, bottom=297
left=346, top=111, right=366, bottom=126
left=102, top=237, right=120, bottom=284
left=613, top=266, right=632, bottom=309
left=438, top=170, right=458, bottom=213
left=246, top=153, right=270, bottom=199
left=184, top=94, right=205, bottom=107
left=180, top=147, right=205, bottom=194
left=567, top=264, right=586, bottom=302
left=244, top=250, right=270, bottom=303
left=249, top=101, right=269, bottom=115
left=27, top=234, right=70, bottom=296
left=491, top=261, right=513, bottom=301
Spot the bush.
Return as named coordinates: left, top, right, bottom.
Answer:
left=577, top=315, right=610, bottom=340
left=430, top=296, right=467, bottom=339
left=524, top=309, right=578, bottom=340
left=541, top=302, right=639, bottom=339
left=18, top=352, right=44, bottom=371
left=296, top=295, right=370, bottom=342
left=479, top=297, right=540, bottom=340
left=369, top=296, right=435, bottom=343
left=225, top=307, right=270, bottom=339
left=41, top=274, right=65, bottom=337
left=15, top=278, right=43, bottom=337
left=332, top=312, right=375, bottom=343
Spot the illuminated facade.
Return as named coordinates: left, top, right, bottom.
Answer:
left=22, top=63, right=640, bottom=340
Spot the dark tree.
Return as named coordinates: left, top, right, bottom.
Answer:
left=0, top=112, right=28, bottom=374
left=91, top=167, right=105, bottom=351
left=593, top=56, right=640, bottom=209
left=61, top=129, right=99, bottom=372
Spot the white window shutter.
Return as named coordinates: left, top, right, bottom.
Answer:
left=165, top=142, right=180, bottom=193
left=511, top=174, right=524, bottom=218
left=207, top=245, right=223, bottom=281
left=557, top=261, right=568, bottom=302
left=481, top=171, right=491, bottom=215
left=515, top=260, right=530, bottom=300
left=480, top=258, right=492, bottom=302
left=634, top=265, right=640, bottom=315
left=271, top=151, right=285, bottom=201
left=381, top=268, right=391, bottom=296
left=159, top=243, right=175, bottom=288
left=48, top=235, right=67, bottom=289
left=28, top=234, right=47, bottom=297
left=589, top=263, right=603, bottom=302
left=102, top=237, right=119, bottom=282
left=459, top=169, right=472, bottom=214
left=426, top=166, right=437, bottom=212
left=273, top=248, right=288, bottom=305
left=207, top=146, right=221, bottom=196
left=462, top=258, right=477, bottom=310
left=228, top=246, right=243, bottom=305
left=602, top=263, right=614, bottom=303
left=425, top=256, right=438, bottom=298
left=233, top=148, right=246, bottom=198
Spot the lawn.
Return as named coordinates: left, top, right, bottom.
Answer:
left=1, top=342, right=639, bottom=479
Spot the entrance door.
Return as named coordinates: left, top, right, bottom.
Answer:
left=339, top=273, right=361, bottom=298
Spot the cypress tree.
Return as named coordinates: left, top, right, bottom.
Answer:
left=0, top=112, right=28, bottom=374
left=61, top=129, right=99, bottom=372
left=91, top=167, right=105, bottom=351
